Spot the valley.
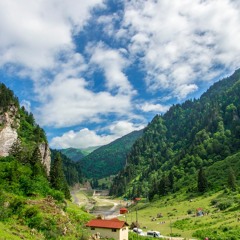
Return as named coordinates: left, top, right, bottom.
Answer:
left=71, top=189, right=240, bottom=239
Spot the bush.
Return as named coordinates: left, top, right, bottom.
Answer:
left=10, top=196, right=25, bottom=214
left=48, top=189, right=64, bottom=202
left=217, top=200, right=233, bottom=210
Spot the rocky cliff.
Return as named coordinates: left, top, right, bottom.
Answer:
left=0, top=106, right=18, bottom=156
left=0, top=105, right=51, bottom=175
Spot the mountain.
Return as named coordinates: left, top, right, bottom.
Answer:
left=51, top=149, right=83, bottom=186
left=81, top=146, right=100, bottom=155
left=79, top=130, right=143, bottom=179
left=59, top=146, right=100, bottom=162
left=110, top=69, right=240, bottom=198
left=0, top=83, right=90, bottom=239
left=0, top=83, right=51, bottom=173
left=60, top=148, right=85, bottom=161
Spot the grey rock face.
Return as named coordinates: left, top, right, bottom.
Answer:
left=0, top=110, right=18, bottom=156
left=0, top=107, right=51, bottom=175
left=38, top=143, right=51, bottom=175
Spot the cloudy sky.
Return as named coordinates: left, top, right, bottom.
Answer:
left=1, top=0, right=240, bottom=149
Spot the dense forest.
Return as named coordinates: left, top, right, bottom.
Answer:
left=59, top=148, right=86, bottom=162
left=79, top=130, right=143, bottom=179
left=51, top=149, right=83, bottom=186
left=0, top=83, right=89, bottom=239
left=110, top=69, right=240, bottom=198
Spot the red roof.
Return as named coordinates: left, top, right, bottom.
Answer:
left=86, top=218, right=128, bottom=229
left=134, top=198, right=141, bottom=201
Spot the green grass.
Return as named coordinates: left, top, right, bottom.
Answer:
left=119, top=190, right=240, bottom=239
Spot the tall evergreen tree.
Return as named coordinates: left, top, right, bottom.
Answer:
left=197, top=168, right=208, bottom=193
left=50, top=153, right=71, bottom=199
left=30, top=146, right=45, bottom=177
left=227, top=167, right=236, bottom=191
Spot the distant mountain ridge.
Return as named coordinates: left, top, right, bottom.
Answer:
left=59, top=146, right=100, bottom=162
left=79, top=130, right=144, bottom=179
left=110, top=69, right=240, bottom=197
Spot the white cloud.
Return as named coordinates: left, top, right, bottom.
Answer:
left=88, top=43, right=134, bottom=95
left=36, top=76, right=133, bottom=127
left=50, top=121, right=144, bottom=149
left=120, top=0, right=240, bottom=99
left=20, top=100, right=31, bottom=113
left=140, top=103, right=170, bottom=113
left=0, top=0, right=104, bottom=70
left=50, top=128, right=114, bottom=149
left=33, top=52, right=134, bottom=128
left=108, top=121, right=144, bottom=137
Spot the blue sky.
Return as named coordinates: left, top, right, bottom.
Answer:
left=0, top=0, right=240, bottom=149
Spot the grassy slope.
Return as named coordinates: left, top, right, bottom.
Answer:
left=122, top=190, right=240, bottom=239
left=0, top=196, right=92, bottom=240
left=122, top=152, right=240, bottom=239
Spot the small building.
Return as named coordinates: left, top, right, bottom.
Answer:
left=196, top=208, right=204, bottom=216
left=86, top=218, right=129, bottom=240
left=120, top=208, right=128, bottom=214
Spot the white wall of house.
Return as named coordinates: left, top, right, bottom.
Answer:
left=119, top=226, right=128, bottom=240
left=89, top=227, right=128, bottom=240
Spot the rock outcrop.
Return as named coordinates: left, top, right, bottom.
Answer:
left=0, top=106, right=51, bottom=175
left=0, top=107, right=19, bottom=156
left=38, top=143, right=51, bottom=175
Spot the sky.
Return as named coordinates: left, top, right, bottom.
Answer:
left=0, top=0, right=240, bottom=149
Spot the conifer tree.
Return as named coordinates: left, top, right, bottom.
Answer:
left=30, top=146, right=45, bottom=177
left=50, top=153, right=71, bottom=199
left=197, top=168, right=208, bottom=193
left=227, top=167, right=236, bottom=191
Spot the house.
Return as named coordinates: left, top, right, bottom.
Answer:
left=86, top=218, right=129, bottom=240
left=196, top=208, right=204, bottom=216
left=120, top=208, right=128, bottom=214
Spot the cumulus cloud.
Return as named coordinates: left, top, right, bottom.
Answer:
left=50, top=121, right=144, bottom=149
left=140, top=103, right=170, bottom=113
left=20, top=100, right=31, bottom=113
left=33, top=52, right=133, bottom=127
left=120, top=0, right=240, bottom=99
left=108, top=121, right=144, bottom=137
left=0, top=0, right=104, bottom=70
left=88, top=43, right=134, bottom=95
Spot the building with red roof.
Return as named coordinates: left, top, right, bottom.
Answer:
left=86, top=218, right=129, bottom=240
left=120, top=208, right=128, bottom=214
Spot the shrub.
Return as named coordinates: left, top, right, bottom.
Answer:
left=217, top=200, right=233, bottom=210
left=48, top=189, right=64, bottom=202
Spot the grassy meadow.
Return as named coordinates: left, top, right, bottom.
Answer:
left=120, top=190, right=240, bottom=239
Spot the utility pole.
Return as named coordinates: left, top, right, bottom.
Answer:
left=170, top=218, right=172, bottom=240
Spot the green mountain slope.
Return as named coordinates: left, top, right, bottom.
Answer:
left=60, top=147, right=86, bottom=161
left=80, top=130, right=143, bottom=179
left=59, top=146, right=100, bottom=162
left=0, top=83, right=91, bottom=239
left=51, top=149, right=83, bottom=186
left=110, top=69, right=240, bottom=197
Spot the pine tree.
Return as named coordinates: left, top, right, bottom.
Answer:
left=168, top=171, right=174, bottom=192
left=50, top=153, right=71, bottom=199
left=227, top=167, right=236, bottom=191
left=197, top=168, right=208, bottom=193
left=9, top=139, right=23, bottom=162
left=30, top=146, right=45, bottom=177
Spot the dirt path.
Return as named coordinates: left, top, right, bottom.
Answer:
left=71, top=190, right=122, bottom=218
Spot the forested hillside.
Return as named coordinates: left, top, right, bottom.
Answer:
left=59, top=148, right=85, bottom=161
left=0, top=83, right=91, bottom=239
left=51, top=149, right=83, bottom=186
left=79, top=130, right=143, bottom=179
left=110, top=69, right=240, bottom=198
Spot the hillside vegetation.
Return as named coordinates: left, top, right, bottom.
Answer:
left=110, top=69, right=240, bottom=198
left=79, top=130, right=143, bottom=179
left=0, top=83, right=91, bottom=239
left=60, top=148, right=86, bottom=162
